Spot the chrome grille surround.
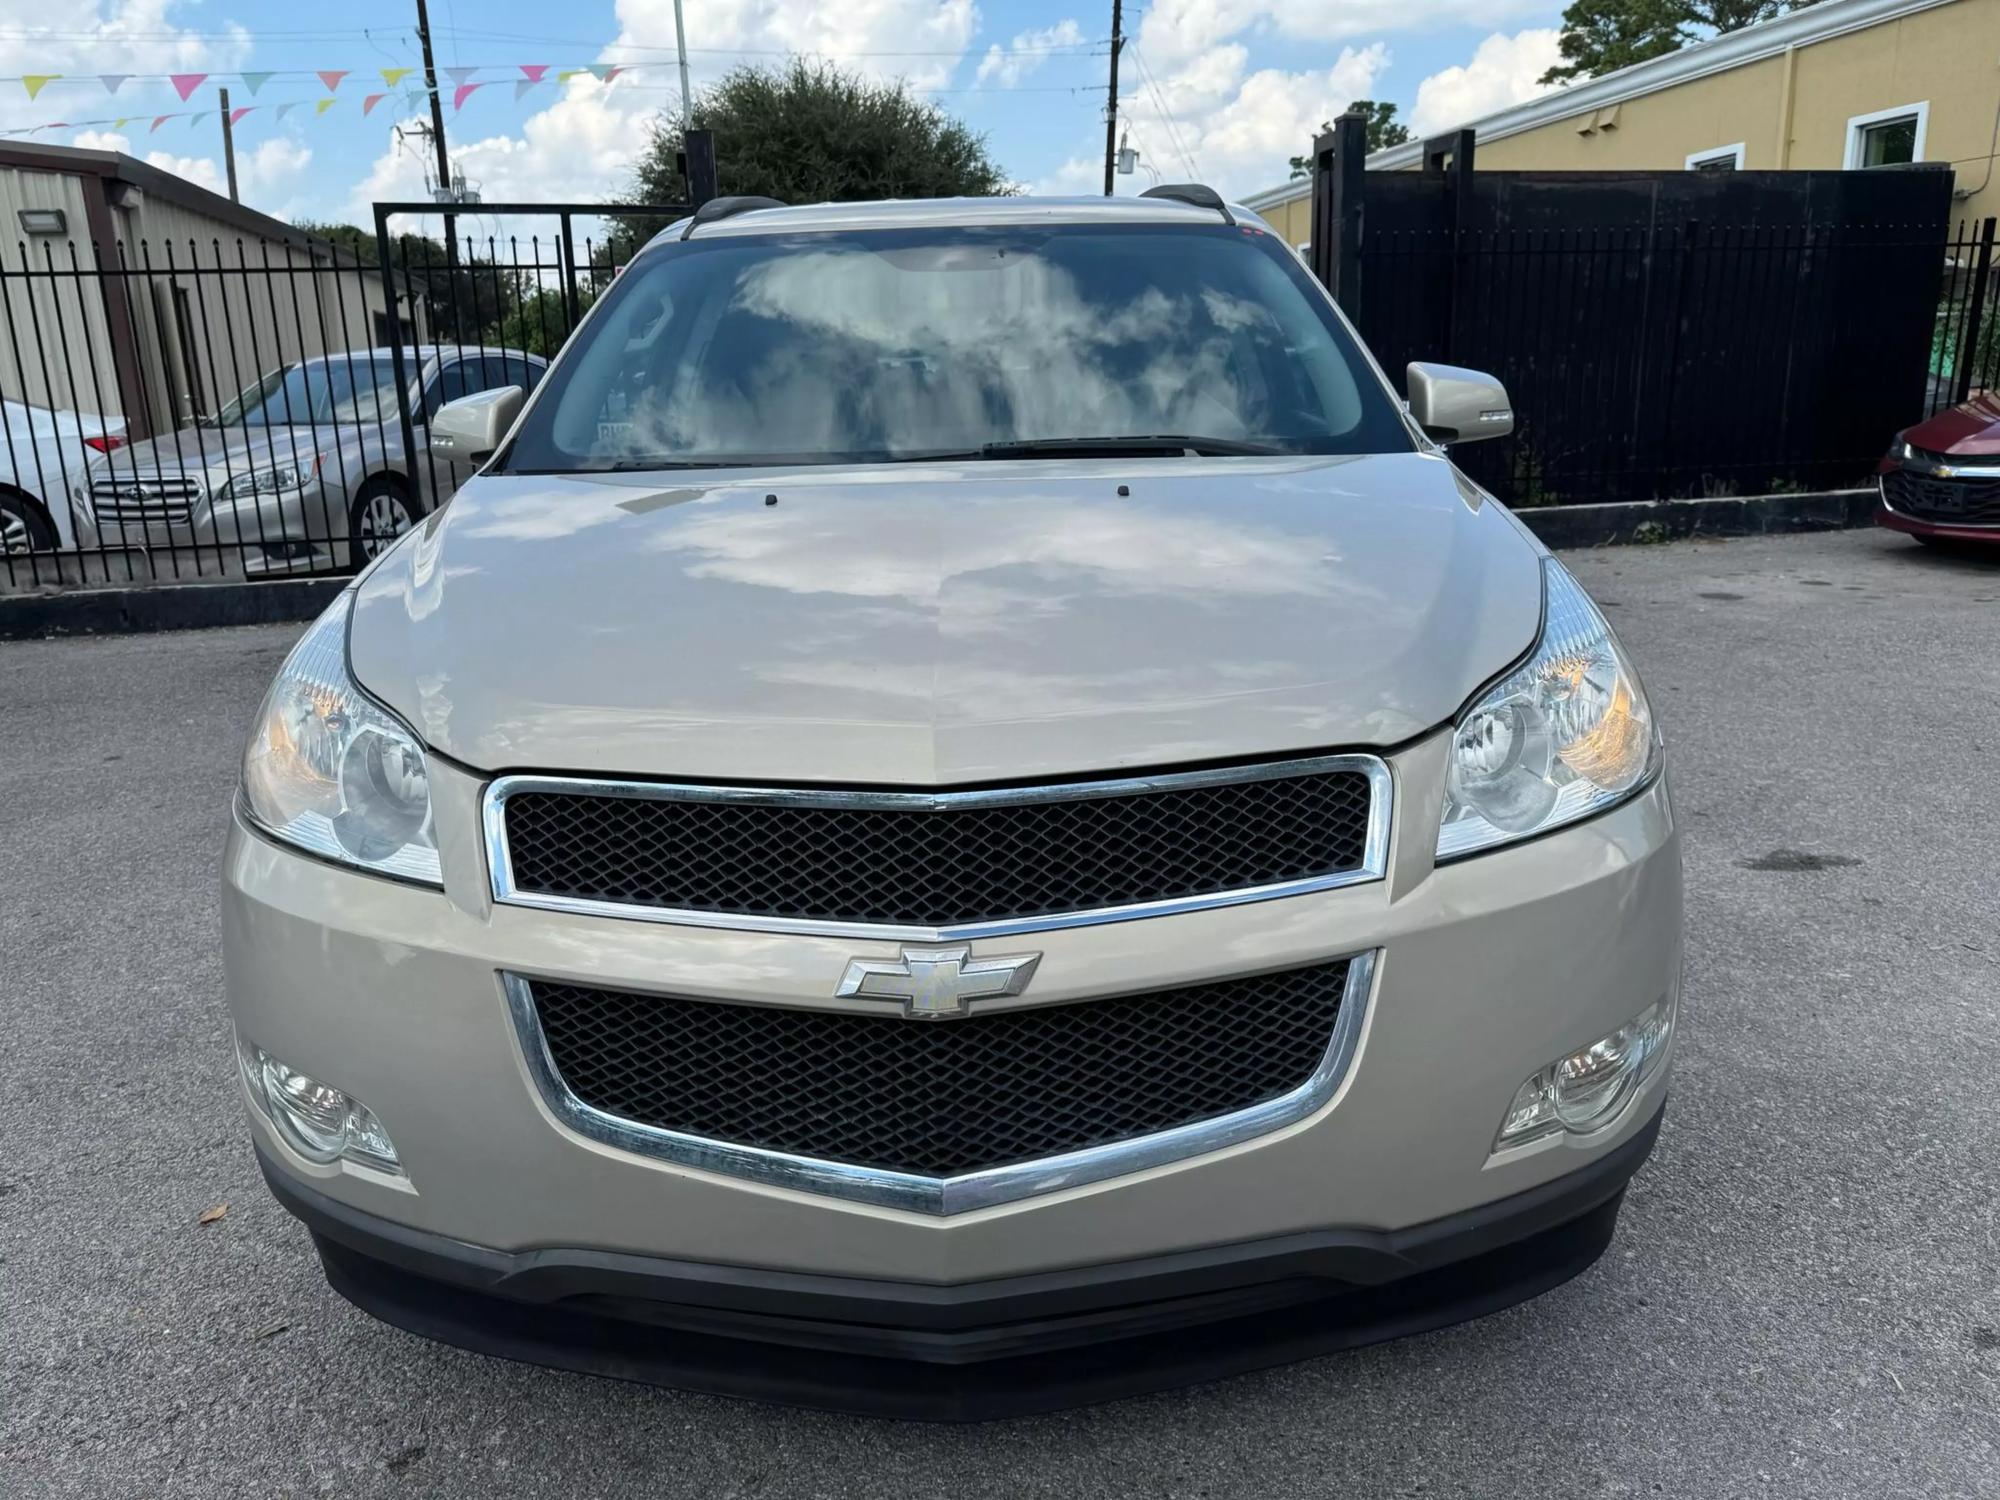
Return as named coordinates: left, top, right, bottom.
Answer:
left=502, top=952, right=1378, bottom=1214
left=482, top=754, right=1393, bottom=942
left=89, top=474, right=204, bottom=528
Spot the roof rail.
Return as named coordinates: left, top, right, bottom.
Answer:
left=680, top=195, right=788, bottom=240
left=1139, top=184, right=1235, bottom=227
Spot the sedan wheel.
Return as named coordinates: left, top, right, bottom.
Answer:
left=348, top=483, right=419, bottom=563
left=0, top=496, right=56, bottom=555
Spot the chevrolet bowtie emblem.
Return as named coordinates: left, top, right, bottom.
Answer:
left=836, top=944, right=1042, bottom=1021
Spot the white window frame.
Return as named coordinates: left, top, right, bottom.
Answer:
left=1684, top=142, right=1746, bottom=171
left=1680, top=144, right=1744, bottom=172
left=1844, top=102, right=1928, bottom=169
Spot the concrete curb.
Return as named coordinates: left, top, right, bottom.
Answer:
left=0, top=487, right=1880, bottom=640
left=1517, top=487, right=1876, bottom=549
left=0, top=576, right=346, bottom=641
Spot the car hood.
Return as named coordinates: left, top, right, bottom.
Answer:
left=349, top=452, right=1546, bottom=785
left=93, top=425, right=333, bottom=484
left=1904, top=393, right=2000, bottom=457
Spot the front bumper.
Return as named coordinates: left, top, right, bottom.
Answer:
left=226, top=733, right=1681, bottom=1408
left=264, top=1108, right=1658, bottom=1420
left=1875, top=468, right=2000, bottom=544
left=73, top=478, right=355, bottom=574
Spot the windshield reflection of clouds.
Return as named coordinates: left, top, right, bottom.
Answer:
left=611, top=249, right=1277, bottom=457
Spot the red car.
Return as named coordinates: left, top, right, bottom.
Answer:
left=1878, top=395, right=2000, bottom=546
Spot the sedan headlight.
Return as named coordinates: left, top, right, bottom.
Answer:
left=1437, top=558, right=1659, bottom=859
left=218, top=455, right=320, bottom=501
left=240, top=591, right=440, bottom=884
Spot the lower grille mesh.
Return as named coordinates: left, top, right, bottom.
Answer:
left=527, top=959, right=1352, bottom=1179
left=1886, top=466, right=2000, bottom=525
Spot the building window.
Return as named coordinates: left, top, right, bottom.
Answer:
left=1685, top=143, right=1746, bottom=172
left=1845, top=103, right=1927, bottom=169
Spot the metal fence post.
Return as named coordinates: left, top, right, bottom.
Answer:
left=373, top=203, right=421, bottom=511
left=1311, top=113, right=1366, bottom=315
left=1653, top=218, right=1698, bottom=497
left=685, top=130, right=719, bottom=209
left=1954, top=217, right=1995, bottom=405
left=1425, top=129, right=1475, bottom=363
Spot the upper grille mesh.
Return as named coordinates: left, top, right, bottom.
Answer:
left=1886, top=466, right=2000, bottom=525
left=498, top=765, right=1376, bottom=929
left=528, top=959, right=1352, bottom=1179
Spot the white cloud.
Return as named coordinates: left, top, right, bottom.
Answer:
left=612, top=0, right=981, bottom=94
left=1133, top=0, right=1545, bottom=69
left=1410, top=28, right=1561, bottom=137
left=0, top=0, right=250, bottom=134
left=66, top=128, right=314, bottom=217
left=975, top=18, right=1085, bottom=89
left=1111, top=41, right=1390, bottom=196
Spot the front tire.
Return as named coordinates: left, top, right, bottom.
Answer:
left=347, top=478, right=419, bottom=565
left=0, top=490, right=57, bottom=555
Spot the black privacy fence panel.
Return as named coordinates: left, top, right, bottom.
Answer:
left=0, top=204, right=683, bottom=592
left=1322, top=161, right=1964, bottom=507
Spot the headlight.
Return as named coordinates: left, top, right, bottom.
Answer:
left=240, top=590, right=440, bottom=883
left=1887, top=431, right=1913, bottom=463
left=1437, top=558, right=1659, bottom=859
left=218, top=455, right=320, bottom=500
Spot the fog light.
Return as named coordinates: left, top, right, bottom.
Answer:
left=238, top=1036, right=403, bottom=1174
left=1495, top=997, right=1674, bottom=1151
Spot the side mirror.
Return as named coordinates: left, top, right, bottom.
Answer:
left=429, top=385, right=524, bottom=464
left=1407, top=362, right=1514, bottom=445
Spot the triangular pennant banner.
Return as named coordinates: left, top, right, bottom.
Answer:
left=588, top=65, right=623, bottom=83
left=170, top=73, right=207, bottom=102
left=315, top=97, right=336, bottom=115
left=22, top=76, right=59, bottom=100
left=113, top=116, right=130, bottom=129
left=100, top=75, right=129, bottom=94
left=362, top=92, right=387, bottom=116
left=380, top=68, right=411, bottom=88
left=519, top=64, right=548, bottom=82
left=317, top=70, right=348, bottom=93
left=239, top=72, right=273, bottom=96
left=275, top=102, right=296, bottom=120
left=229, top=106, right=253, bottom=126
left=452, top=81, right=485, bottom=110
left=150, top=114, right=173, bottom=132
left=444, top=66, right=478, bottom=86
left=189, top=111, right=209, bottom=128
left=513, top=79, right=539, bottom=100
left=557, top=69, right=582, bottom=83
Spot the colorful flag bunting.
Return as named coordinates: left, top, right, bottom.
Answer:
left=189, top=111, right=209, bottom=129
left=315, top=98, right=336, bottom=115
left=317, top=70, right=348, bottom=93
left=100, top=75, right=129, bottom=94
left=22, top=75, right=59, bottom=100
left=170, top=73, right=207, bottom=102
left=444, top=66, right=478, bottom=85
left=588, top=65, right=623, bottom=82
left=362, top=92, right=387, bottom=116
left=275, top=102, right=296, bottom=120
left=239, top=72, right=273, bottom=95
left=513, top=79, right=539, bottom=100
left=557, top=69, right=581, bottom=83
left=113, top=117, right=130, bottom=129
left=150, top=114, right=172, bottom=132
left=452, top=81, right=485, bottom=109
left=229, top=106, right=252, bottom=125
left=519, top=64, right=549, bottom=81
left=380, top=68, right=412, bottom=88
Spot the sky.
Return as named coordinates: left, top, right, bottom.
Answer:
left=0, top=0, right=1575, bottom=234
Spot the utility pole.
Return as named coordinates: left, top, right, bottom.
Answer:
left=412, top=0, right=457, bottom=261
left=1102, top=0, right=1124, bottom=196
left=218, top=86, right=240, bottom=203
left=672, top=0, right=692, bottom=125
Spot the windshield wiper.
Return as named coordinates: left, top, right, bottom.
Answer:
left=973, top=435, right=1287, bottom=459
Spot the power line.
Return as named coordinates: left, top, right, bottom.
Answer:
left=1129, top=46, right=1199, bottom=179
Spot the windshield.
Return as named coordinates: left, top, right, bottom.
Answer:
left=210, top=357, right=405, bottom=428
left=501, top=223, right=1412, bottom=472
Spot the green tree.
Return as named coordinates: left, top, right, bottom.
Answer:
left=294, top=219, right=520, bottom=343
left=1287, top=101, right=1413, bottom=179
left=615, top=59, right=1012, bottom=254
left=1540, top=0, right=1820, bottom=85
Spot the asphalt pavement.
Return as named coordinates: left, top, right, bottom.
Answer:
left=3, top=527, right=1998, bottom=1498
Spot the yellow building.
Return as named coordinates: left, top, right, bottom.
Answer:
left=1245, top=0, right=2000, bottom=245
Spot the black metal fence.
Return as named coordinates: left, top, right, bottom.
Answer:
left=0, top=201, right=686, bottom=592
left=1309, top=117, right=1966, bottom=506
